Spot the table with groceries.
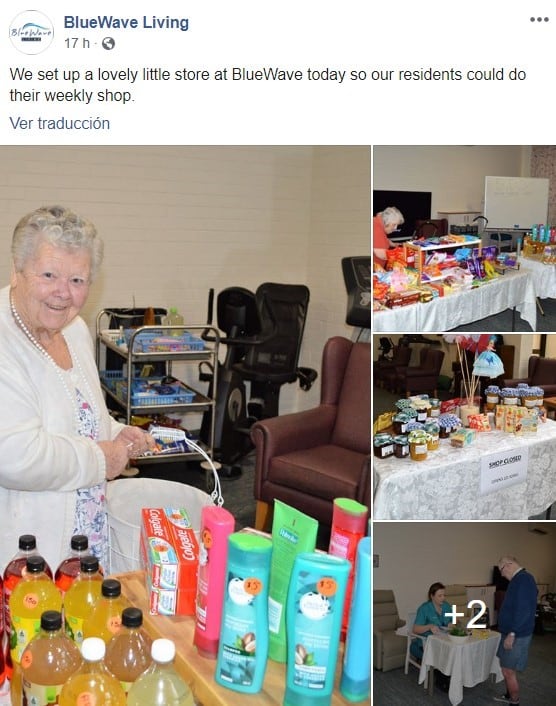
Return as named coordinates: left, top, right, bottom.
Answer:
left=0, top=493, right=370, bottom=706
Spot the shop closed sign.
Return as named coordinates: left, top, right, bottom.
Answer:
left=480, top=448, right=529, bottom=496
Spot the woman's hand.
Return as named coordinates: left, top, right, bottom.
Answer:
left=429, top=624, right=440, bottom=634
left=98, top=427, right=157, bottom=479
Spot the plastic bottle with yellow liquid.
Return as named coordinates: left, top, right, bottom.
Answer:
left=9, top=556, right=62, bottom=666
left=83, top=578, right=127, bottom=644
left=127, top=638, right=195, bottom=706
left=104, top=607, right=152, bottom=696
left=63, top=555, right=103, bottom=645
left=20, top=609, right=82, bottom=706
left=59, top=636, right=126, bottom=705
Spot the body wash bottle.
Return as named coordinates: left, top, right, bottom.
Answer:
left=284, top=552, right=350, bottom=706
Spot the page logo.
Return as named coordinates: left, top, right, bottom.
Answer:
left=10, top=10, right=54, bottom=54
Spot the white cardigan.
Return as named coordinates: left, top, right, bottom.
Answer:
left=0, top=286, right=123, bottom=573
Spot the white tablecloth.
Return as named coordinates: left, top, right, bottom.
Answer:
left=373, top=420, right=556, bottom=519
left=372, top=269, right=537, bottom=331
left=519, top=257, right=556, bottom=299
left=419, top=632, right=503, bottom=706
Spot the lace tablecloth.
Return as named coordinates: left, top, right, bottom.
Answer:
left=519, top=257, right=556, bottom=299
left=419, top=631, right=503, bottom=706
left=372, top=269, right=537, bottom=332
left=373, top=420, right=556, bottom=519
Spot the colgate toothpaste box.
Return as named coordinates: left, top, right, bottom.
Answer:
left=140, top=507, right=199, bottom=615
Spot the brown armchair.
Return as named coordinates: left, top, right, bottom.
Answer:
left=374, top=345, right=412, bottom=386
left=394, top=347, right=445, bottom=397
left=250, top=336, right=371, bottom=531
left=503, top=355, right=556, bottom=397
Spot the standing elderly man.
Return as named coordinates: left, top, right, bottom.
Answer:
left=372, top=206, right=404, bottom=268
left=493, top=556, right=538, bottom=706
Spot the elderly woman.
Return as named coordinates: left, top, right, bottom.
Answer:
left=0, top=205, right=155, bottom=572
left=373, top=206, right=404, bottom=268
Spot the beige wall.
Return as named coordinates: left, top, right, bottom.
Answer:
left=0, top=145, right=370, bottom=414
left=374, top=522, right=556, bottom=620
left=373, top=145, right=531, bottom=217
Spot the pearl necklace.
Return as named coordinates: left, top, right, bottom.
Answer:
left=10, top=292, right=100, bottom=440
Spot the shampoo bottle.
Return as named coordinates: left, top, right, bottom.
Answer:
left=193, top=505, right=235, bottom=658
left=284, top=552, right=350, bottom=706
left=328, top=498, right=368, bottom=640
left=215, top=532, right=272, bottom=693
left=340, top=536, right=371, bottom=702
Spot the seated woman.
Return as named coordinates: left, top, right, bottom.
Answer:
left=410, top=581, right=452, bottom=661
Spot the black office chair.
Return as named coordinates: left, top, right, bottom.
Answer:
left=233, top=282, right=317, bottom=421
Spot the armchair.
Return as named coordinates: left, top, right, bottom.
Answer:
left=250, top=336, right=370, bottom=531
left=374, top=344, right=412, bottom=386
left=503, top=355, right=556, bottom=397
left=394, top=347, right=445, bottom=397
left=373, top=589, right=407, bottom=671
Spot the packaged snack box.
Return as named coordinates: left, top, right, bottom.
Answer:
left=140, top=507, right=199, bottom=615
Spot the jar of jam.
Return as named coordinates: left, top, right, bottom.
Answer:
left=408, top=430, right=428, bottom=461
left=429, top=398, right=440, bottom=417
left=534, top=387, right=545, bottom=406
left=393, top=435, right=410, bottom=458
left=424, top=421, right=440, bottom=451
left=521, top=387, right=537, bottom=409
left=392, top=413, right=411, bottom=435
left=438, top=413, right=461, bottom=438
left=484, top=385, right=500, bottom=411
left=373, top=433, right=394, bottom=459
left=414, top=404, right=429, bottom=423
left=501, top=387, right=519, bottom=406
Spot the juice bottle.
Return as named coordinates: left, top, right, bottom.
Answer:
left=328, top=498, right=368, bottom=640
left=104, top=606, right=152, bottom=695
left=59, top=636, right=126, bottom=705
left=83, top=578, right=127, bottom=644
left=127, top=638, right=195, bottom=706
left=9, top=556, right=62, bottom=667
left=63, top=555, right=103, bottom=645
left=20, top=609, right=82, bottom=706
left=3, top=535, right=52, bottom=680
left=54, top=534, right=94, bottom=594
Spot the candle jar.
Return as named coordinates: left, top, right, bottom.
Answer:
left=408, top=431, right=428, bottom=462
left=393, top=435, right=410, bottom=459
left=373, top=433, right=394, bottom=459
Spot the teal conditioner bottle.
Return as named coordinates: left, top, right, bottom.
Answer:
left=284, top=552, right=350, bottom=706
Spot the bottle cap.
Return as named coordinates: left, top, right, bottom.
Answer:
left=41, top=610, right=63, bottom=631
left=152, top=638, right=175, bottom=663
left=26, top=555, right=46, bottom=573
left=228, top=532, right=272, bottom=569
left=170, top=307, right=178, bottom=314
left=80, top=555, right=100, bottom=573
left=122, top=607, right=143, bottom=628
left=332, top=498, right=368, bottom=533
left=19, top=534, right=37, bottom=551
left=70, top=535, right=89, bottom=551
left=81, top=637, right=106, bottom=662
left=101, top=578, right=121, bottom=597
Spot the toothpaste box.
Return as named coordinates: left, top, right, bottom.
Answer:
left=140, top=507, right=199, bottom=615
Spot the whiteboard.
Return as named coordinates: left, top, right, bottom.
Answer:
left=484, top=176, right=549, bottom=230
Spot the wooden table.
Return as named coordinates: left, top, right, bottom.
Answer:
left=543, top=396, right=556, bottom=419
left=119, top=570, right=353, bottom=706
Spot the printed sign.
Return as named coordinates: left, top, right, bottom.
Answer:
left=480, top=448, right=528, bottom=496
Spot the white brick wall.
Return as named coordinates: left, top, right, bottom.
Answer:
left=0, top=145, right=370, bottom=414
